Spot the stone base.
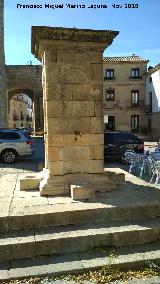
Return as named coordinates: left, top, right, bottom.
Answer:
left=40, top=174, right=65, bottom=196
left=39, top=169, right=125, bottom=197
left=20, top=175, right=42, bottom=191
left=71, top=183, right=95, bottom=200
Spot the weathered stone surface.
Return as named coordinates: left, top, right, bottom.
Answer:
left=60, top=66, right=89, bottom=84
left=48, top=147, right=63, bottom=162
left=72, top=84, right=91, bottom=101
left=48, top=118, right=63, bottom=134
left=61, top=83, right=73, bottom=100
left=91, top=134, right=104, bottom=145
left=91, top=63, right=103, bottom=81
left=63, top=101, right=94, bottom=117
left=71, top=184, right=95, bottom=200
left=45, top=63, right=60, bottom=85
left=20, top=176, right=42, bottom=191
left=64, top=160, right=90, bottom=174
left=48, top=161, right=64, bottom=175
left=45, top=49, right=57, bottom=63
left=63, top=146, right=90, bottom=161
left=90, top=145, right=104, bottom=160
left=46, top=101, right=63, bottom=117
left=95, top=100, right=103, bottom=116
left=40, top=175, right=65, bottom=196
left=63, top=134, right=90, bottom=146
left=91, top=117, right=104, bottom=133
left=63, top=117, right=91, bottom=134
left=48, top=135, right=63, bottom=146
left=89, top=160, right=104, bottom=173
left=0, top=230, right=36, bottom=261
left=45, top=85, right=61, bottom=100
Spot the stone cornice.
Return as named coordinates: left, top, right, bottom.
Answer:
left=31, top=26, right=119, bottom=57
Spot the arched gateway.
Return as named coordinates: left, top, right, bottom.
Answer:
left=6, top=65, right=44, bottom=131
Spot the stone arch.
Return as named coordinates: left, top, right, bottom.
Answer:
left=6, top=65, right=44, bottom=131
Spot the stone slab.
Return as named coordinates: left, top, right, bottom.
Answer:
left=1, top=241, right=160, bottom=281
left=0, top=229, right=36, bottom=261
left=71, top=184, right=95, bottom=200
left=20, top=176, right=42, bottom=190
left=8, top=253, right=84, bottom=280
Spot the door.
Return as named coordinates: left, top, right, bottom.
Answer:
left=106, top=116, right=115, bottom=131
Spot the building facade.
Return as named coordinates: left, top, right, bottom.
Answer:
left=103, top=55, right=149, bottom=134
left=145, top=63, right=160, bottom=139
left=8, top=93, right=34, bottom=129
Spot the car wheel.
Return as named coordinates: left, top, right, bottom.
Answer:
left=1, top=149, right=18, bottom=164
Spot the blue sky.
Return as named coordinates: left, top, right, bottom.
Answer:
left=4, top=0, right=160, bottom=66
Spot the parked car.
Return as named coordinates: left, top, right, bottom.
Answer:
left=0, top=129, right=35, bottom=163
left=104, top=131, right=144, bottom=163
left=16, top=127, right=34, bottom=135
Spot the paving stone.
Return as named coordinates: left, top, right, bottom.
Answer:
left=0, top=229, right=36, bottom=261
left=9, top=254, right=84, bottom=279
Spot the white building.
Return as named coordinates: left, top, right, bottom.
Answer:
left=145, top=64, right=160, bottom=138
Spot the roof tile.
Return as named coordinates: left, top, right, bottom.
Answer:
left=103, top=55, right=149, bottom=63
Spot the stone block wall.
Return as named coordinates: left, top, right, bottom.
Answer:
left=43, top=44, right=104, bottom=176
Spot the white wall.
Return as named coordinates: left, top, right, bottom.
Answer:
left=146, top=70, right=160, bottom=112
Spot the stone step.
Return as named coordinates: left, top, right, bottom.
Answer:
left=1, top=241, right=160, bottom=281
left=0, top=218, right=160, bottom=261
left=1, top=199, right=160, bottom=233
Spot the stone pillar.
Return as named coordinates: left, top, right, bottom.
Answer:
left=0, top=0, right=7, bottom=127
left=31, top=27, right=119, bottom=196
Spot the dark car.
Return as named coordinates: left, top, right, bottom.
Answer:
left=104, top=131, right=144, bottom=163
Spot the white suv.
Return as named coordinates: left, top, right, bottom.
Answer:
left=0, top=129, right=35, bottom=163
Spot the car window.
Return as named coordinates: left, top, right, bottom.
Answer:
left=118, top=133, right=140, bottom=143
left=3, top=132, right=21, bottom=140
left=0, top=132, right=6, bottom=139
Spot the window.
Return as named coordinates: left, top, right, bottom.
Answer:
left=105, top=89, right=115, bottom=101
left=0, top=132, right=20, bottom=140
left=104, top=69, right=114, bottom=80
left=131, top=115, right=139, bottom=133
left=131, top=90, right=139, bottom=107
left=131, top=68, right=139, bottom=77
left=149, top=77, right=152, bottom=83
left=131, top=68, right=141, bottom=79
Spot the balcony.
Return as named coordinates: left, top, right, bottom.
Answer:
left=104, top=76, right=115, bottom=81
left=145, top=104, right=152, bottom=113
left=129, top=76, right=142, bottom=80
left=13, top=114, right=19, bottom=121
left=126, top=99, right=144, bottom=109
